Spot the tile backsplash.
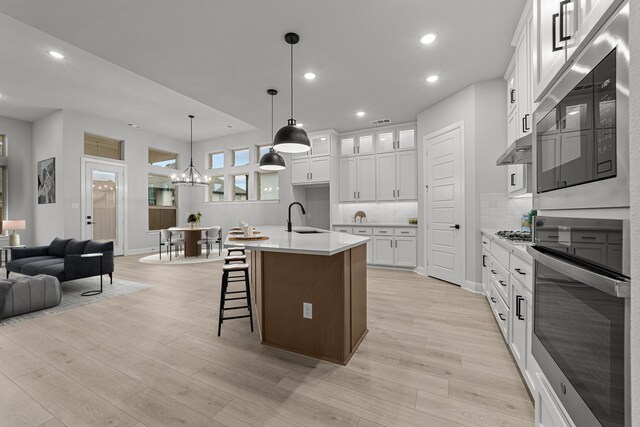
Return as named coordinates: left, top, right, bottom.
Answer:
left=480, top=193, right=533, bottom=230
left=336, top=202, right=418, bottom=225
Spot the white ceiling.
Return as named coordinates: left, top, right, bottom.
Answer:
left=0, top=0, right=525, bottom=137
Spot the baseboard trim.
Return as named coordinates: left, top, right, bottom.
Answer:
left=415, top=267, right=426, bottom=276
left=125, top=247, right=157, bottom=256
left=463, top=280, right=483, bottom=294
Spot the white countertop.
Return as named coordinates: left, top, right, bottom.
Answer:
left=481, top=228, right=532, bottom=258
left=224, top=226, right=370, bottom=256
left=332, top=223, right=418, bottom=228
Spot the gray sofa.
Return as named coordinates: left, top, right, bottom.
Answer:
left=0, top=275, right=61, bottom=319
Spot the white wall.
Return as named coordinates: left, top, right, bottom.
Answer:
left=191, top=130, right=306, bottom=236
left=0, top=115, right=34, bottom=246
left=417, top=79, right=507, bottom=285
left=628, top=0, right=639, bottom=422
left=32, top=110, right=64, bottom=245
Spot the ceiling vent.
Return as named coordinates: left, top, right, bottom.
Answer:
left=370, top=118, right=391, bottom=125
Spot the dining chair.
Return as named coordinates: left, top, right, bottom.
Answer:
left=160, top=229, right=184, bottom=260
left=197, top=226, right=222, bottom=258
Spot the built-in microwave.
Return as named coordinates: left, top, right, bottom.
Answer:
left=534, top=5, right=628, bottom=210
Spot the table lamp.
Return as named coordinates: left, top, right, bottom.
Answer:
left=3, top=220, right=26, bottom=246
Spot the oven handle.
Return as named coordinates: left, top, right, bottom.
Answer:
left=526, top=246, right=630, bottom=298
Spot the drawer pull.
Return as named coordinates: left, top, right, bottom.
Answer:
left=514, top=268, right=526, bottom=275
left=516, top=295, right=525, bottom=320
left=498, top=280, right=506, bottom=287
left=498, top=313, right=506, bottom=321
left=379, top=231, right=387, bottom=233
left=490, top=297, right=496, bottom=303
left=581, top=236, right=597, bottom=240
left=491, top=269, right=497, bottom=274
left=401, top=231, right=409, bottom=234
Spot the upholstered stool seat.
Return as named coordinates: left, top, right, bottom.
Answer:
left=227, top=248, right=246, bottom=256
left=224, top=255, right=247, bottom=263
left=222, top=263, right=249, bottom=271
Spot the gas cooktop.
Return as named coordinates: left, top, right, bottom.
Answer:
left=495, top=230, right=532, bottom=242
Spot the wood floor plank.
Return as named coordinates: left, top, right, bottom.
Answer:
left=213, top=397, right=300, bottom=427
left=117, top=387, right=218, bottom=427
left=0, top=372, right=54, bottom=426
left=448, top=381, right=535, bottom=421
left=13, top=366, right=139, bottom=426
left=0, top=334, right=48, bottom=379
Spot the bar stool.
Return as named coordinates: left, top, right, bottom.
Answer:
left=218, top=262, right=253, bottom=336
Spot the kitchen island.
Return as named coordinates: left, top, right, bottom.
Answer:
left=225, top=226, right=369, bottom=364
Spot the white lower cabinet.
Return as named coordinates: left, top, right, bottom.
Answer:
left=373, top=236, right=394, bottom=265
left=536, top=374, right=572, bottom=427
left=510, top=276, right=531, bottom=371
left=334, top=226, right=417, bottom=268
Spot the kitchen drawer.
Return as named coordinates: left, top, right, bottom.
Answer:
left=481, top=234, right=491, bottom=250
left=490, top=240, right=510, bottom=270
left=395, top=228, right=416, bottom=237
left=334, top=227, right=353, bottom=234
left=352, top=227, right=372, bottom=236
left=489, top=282, right=509, bottom=339
left=490, top=270, right=509, bottom=309
left=573, top=230, right=606, bottom=244
left=373, top=227, right=394, bottom=236
left=510, top=252, right=533, bottom=292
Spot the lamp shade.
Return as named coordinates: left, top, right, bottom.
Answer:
left=3, top=220, right=26, bottom=230
left=259, top=149, right=286, bottom=171
left=273, top=124, right=311, bottom=153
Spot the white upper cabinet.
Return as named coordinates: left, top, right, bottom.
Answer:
left=396, top=151, right=418, bottom=200
left=533, top=0, right=568, bottom=101
left=291, top=159, right=310, bottom=184
left=357, top=155, right=376, bottom=202
left=293, top=132, right=332, bottom=158
left=357, top=134, right=375, bottom=155
left=568, top=0, right=621, bottom=58
left=515, top=11, right=533, bottom=136
left=339, top=157, right=357, bottom=201
left=340, top=137, right=356, bottom=157
left=376, top=131, right=395, bottom=153
left=506, top=62, right=517, bottom=114
left=291, top=157, right=331, bottom=184
left=397, top=128, right=416, bottom=151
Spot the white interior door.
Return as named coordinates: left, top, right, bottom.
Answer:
left=426, top=126, right=464, bottom=285
left=83, top=161, right=125, bottom=256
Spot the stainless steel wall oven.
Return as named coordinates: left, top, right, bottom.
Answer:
left=527, top=216, right=630, bottom=426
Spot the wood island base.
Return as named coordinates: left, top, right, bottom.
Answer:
left=250, top=243, right=368, bottom=365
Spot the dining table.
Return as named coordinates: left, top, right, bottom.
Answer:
left=168, top=226, right=209, bottom=257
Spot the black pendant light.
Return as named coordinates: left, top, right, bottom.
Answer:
left=260, top=89, right=286, bottom=171
left=273, top=32, right=311, bottom=154
left=172, top=115, right=210, bottom=187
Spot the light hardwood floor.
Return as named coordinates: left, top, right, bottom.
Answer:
left=0, top=255, right=534, bottom=426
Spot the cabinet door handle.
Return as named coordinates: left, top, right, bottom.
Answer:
left=393, top=189, right=395, bottom=198
left=498, top=280, right=506, bottom=287
left=498, top=313, right=506, bottom=321
left=490, top=297, right=496, bottom=303
left=559, top=0, right=572, bottom=42
left=524, top=113, right=530, bottom=131
left=510, top=89, right=516, bottom=104
left=511, top=173, right=516, bottom=186
left=310, top=172, right=313, bottom=180
left=552, top=13, right=563, bottom=51
left=390, top=240, right=393, bottom=248
left=395, top=240, right=397, bottom=248
left=514, top=267, right=526, bottom=275
left=522, top=116, right=527, bottom=133
left=354, top=191, right=356, bottom=199
left=397, top=189, right=399, bottom=198
left=482, top=255, right=487, bottom=268
left=516, top=295, right=525, bottom=320
left=491, top=269, right=497, bottom=274
left=357, top=191, right=360, bottom=199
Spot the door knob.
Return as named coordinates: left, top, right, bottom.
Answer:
left=450, top=224, right=460, bottom=229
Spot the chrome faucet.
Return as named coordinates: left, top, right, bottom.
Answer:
left=287, top=202, right=306, bottom=232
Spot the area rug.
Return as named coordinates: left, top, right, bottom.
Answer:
left=0, top=271, right=152, bottom=327
left=139, top=252, right=224, bottom=265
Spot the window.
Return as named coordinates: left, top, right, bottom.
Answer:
left=84, top=133, right=123, bottom=160
left=210, top=152, right=224, bottom=169
left=257, top=145, right=271, bottom=161
left=233, top=148, right=250, bottom=167
left=0, top=133, right=5, bottom=156
left=148, top=148, right=177, bottom=169
left=148, top=174, right=176, bottom=230
left=257, top=172, right=279, bottom=200
left=209, top=176, right=225, bottom=202
left=0, top=167, right=4, bottom=234
left=233, top=174, right=249, bottom=201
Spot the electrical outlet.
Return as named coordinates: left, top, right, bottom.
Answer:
left=303, top=302, right=312, bottom=319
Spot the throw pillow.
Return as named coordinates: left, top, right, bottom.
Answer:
left=64, top=239, right=90, bottom=256
left=48, top=238, right=72, bottom=257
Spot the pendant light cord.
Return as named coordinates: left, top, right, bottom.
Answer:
left=189, top=115, right=194, bottom=167
left=271, top=93, right=274, bottom=141
left=290, top=42, right=294, bottom=120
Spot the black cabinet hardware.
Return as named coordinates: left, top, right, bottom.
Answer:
left=482, top=255, right=487, bottom=268
left=515, top=268, right=526, bottom=275
left=498, top=313, right=506, bottom=321
left=552, top=13, right=562, bottom=51
left=559, top=0, right=572, bottom=42
left=510, top=89, right=516, bottom=103
left=522, top=117, right=527, bottom=133
left=490, top=297, right=496, bottom=303
left=511, top=173, right=516, bottom=186
left=499, top=280, right=506, bottom=287
left=516, top=295, right=525, bottom=320
left=524, top=114, right=530, bottom=131
left=449, top=224, right=460, bottom=229
left=491, top=269, right=497, bottom=274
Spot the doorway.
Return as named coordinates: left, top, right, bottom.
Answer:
left=424, top=123, right=465, bottom=286
left=82, top=159, right=126, bottom=256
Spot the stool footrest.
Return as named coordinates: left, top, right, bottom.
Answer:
left=222, top=314, right=251, bottom=321
left=224, top=296, right=246, bottom=301
left=224, top=305, right=249, bottom=310
left=226, top=290, right=246, bottom=294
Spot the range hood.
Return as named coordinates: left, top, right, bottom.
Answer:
left=496, top=133, right=533, bottom=166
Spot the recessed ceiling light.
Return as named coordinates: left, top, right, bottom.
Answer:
left=426, top=75, right=439, bottom=83
left=356, top=111, right=366, bottom=117
left=420, top=33, right=438, bottom=45
left=320, top=137, right=327, bottom=141
left=304, top=72, right=316, bottom=80
left=48, top=50, right=65, bottom=59
left=295, top=123, right=304, bottom=127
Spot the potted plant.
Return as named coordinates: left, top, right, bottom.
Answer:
left=196, top=211, right=202, bottom=228
left=187, top=213, right=197, bottom=229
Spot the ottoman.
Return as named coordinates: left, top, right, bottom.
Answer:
left=0, top=274, right=62, bottom=319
